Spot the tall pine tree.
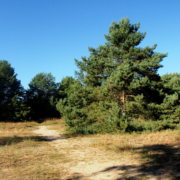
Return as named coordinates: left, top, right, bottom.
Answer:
left=57, top=17, right=168, bottom=134
left=100, top=17, right=167, bottom=119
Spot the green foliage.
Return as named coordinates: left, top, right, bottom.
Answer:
left=4, top=95, right=31, bottom=122
left=1, top=18, right=180, bottom=131
left=0, top=60, right=23, bottom=104
left=0, top=60, right=26, bottom=121
left=28, top=72, right=58, bottom=99
left=26, top=72, right=60, bottom=120
left=0, top=60, right=24, bottom=102
left=157, top=93, right=180, bottom=121
left=161, top=73, right=180, bottom=95
left=59, top=17, right=172, bottom=135
left=157, top=73, right=180, bottom=121
left=127, top=119, right=177, bottom=133
left=58, top=76, right=75, bottom=99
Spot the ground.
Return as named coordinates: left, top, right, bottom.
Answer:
left=0, top=119, right=180, bottom=180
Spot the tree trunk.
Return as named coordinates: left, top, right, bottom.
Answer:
left=121, top=91, right=126, bottom=115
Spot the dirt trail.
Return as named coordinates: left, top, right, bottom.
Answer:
left=33, top=126, right=67, bottom=141
left=32, top=126, right=158, bottom=180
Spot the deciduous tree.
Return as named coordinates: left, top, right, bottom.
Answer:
left=26, top=72, right=59, bottom=120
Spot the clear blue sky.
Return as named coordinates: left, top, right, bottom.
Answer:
left=1, top=0, right=180, bottom=89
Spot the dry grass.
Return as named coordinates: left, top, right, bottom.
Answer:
left=0, top=120, right=70, bottom=180
left=1, top=119, right=180, bottom=180
left=91, top=130, right=180, bottom=151
left=51, top=123, right=180, bottom=179
left=87, top=130, right=180, bottom=179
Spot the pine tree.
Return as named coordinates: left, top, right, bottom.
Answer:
left=58, top=17, right=169, bottom=134
left=100, top=17, right=167, bottom=119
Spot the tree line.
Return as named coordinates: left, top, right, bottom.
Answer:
left=1, top=17, right=180, bottom=134
left=0, top=60, right=75, bottom=122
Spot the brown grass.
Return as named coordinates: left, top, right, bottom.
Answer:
left=51, top=122, right=180, bottom=179
left=1, top=119, right=180, bottom=180
left=0, top=120, right=70, bottom=180
left=87, top=130, right=180, bottom=179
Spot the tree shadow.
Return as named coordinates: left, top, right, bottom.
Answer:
left=40, top=135, right=67, bottom=141
left=0, top=134, right=68, bottom=146
left=133, top=144, right=180, bottom=179
left=1, top=136, right=180, bottom=179
left=0, top=136, right=48, bottom=146
left=91, top=144, right=180, bottom=179
left=63, top=144, right=180, bottom=180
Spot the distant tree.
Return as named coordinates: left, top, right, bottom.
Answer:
left=27, top=72, right=58, bottom=99
left=26, top=72, right=59, bottom=120
left=0, top=60, right=26, bottom=121
left=3, top=95, right=31, bottom=122
left=0, top=60, right=23, bottom=104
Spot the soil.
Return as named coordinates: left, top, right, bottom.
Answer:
left=32, top=126, right=172, bottom=180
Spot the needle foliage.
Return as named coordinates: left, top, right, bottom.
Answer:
left=56, top=17, right=179, bottom=134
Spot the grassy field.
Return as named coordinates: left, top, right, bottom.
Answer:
left=0, top=120, right=70, bottom=180
left=1, top=119, right=180, bottom=180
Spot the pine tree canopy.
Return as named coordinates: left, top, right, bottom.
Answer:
left=161, top=73, right=180, bottom=95
left=58, top=76, right=76, bottom=99
left=56, top=17, right=177, bottom=134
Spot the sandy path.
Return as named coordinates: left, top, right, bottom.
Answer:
left=33, top=126, right=67, bottom=141
left=33, top=126, right=159, bottom=180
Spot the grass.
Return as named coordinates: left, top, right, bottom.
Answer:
left=0, top=120, right=70, bottom=180
left=88, top=130, right=180, bottom=179
left=1, top=119, right=180, bottom=179
left=51, top=122, right=180, bottom=179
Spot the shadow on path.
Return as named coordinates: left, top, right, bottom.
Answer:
left=0, top=136, right=48, bottom=146
left=41, top=135, right=67, bottom=141
left=64, top=144, right=180, bottom=180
